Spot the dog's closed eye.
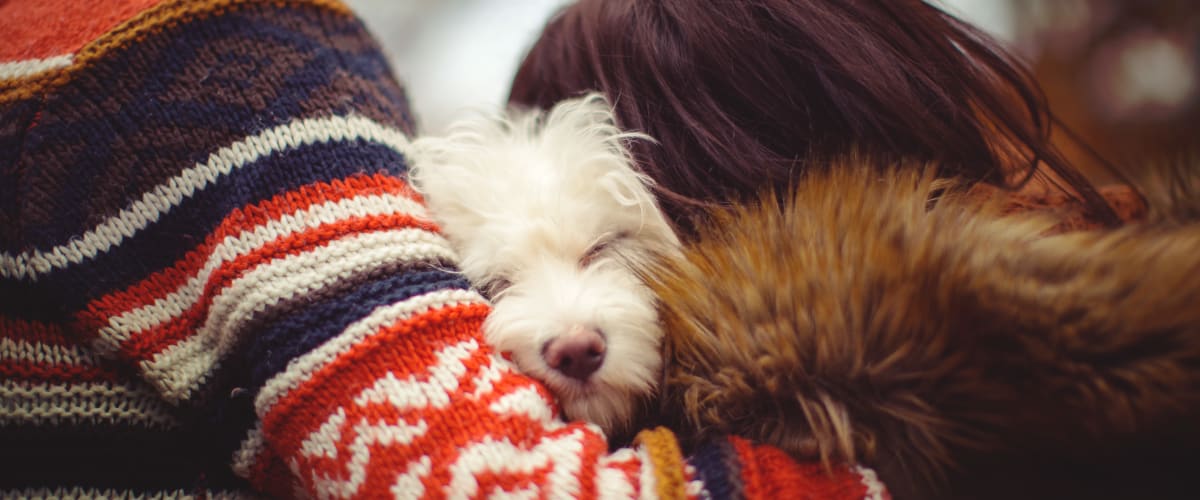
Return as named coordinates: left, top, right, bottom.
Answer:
left=580, top=231, right=631, bottom=267
left=482, top=276, right=513, bottom=300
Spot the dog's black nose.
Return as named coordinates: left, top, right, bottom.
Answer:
left=544, top=327, right=606, bottom=381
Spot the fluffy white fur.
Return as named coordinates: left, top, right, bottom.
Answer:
left=407, top=94, right=679, bottom=433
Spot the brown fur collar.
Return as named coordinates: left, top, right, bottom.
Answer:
left=646, top=161, right=1200, bottom=499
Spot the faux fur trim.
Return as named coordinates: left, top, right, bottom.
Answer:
left=647, top=159, right=1200, bottom=499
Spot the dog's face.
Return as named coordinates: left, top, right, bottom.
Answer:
left=409, top=94, right=679, bottom=433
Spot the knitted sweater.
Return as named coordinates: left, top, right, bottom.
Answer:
left=0, top=0, right=887, bottom=498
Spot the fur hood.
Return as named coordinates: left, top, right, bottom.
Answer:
left=646, top=161, right=1200, bottom=499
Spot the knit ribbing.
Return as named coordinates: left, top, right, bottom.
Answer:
left=636, top=427, right=690, bottom=499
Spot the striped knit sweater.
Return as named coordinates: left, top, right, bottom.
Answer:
left=0, top=1, right=888, bottom=498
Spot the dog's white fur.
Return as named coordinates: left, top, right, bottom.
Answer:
left=407, top=94, right=679, bottom=433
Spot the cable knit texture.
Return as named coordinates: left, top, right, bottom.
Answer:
left=0, top=1, right=885, bottom=498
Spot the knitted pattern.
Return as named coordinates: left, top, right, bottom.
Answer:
left=635, top=427, right=689, bottom=500
left=0, top=1, right=887, bottom=497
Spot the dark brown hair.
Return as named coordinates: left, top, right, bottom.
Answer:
left=510, top=0, right=1120, bottom=234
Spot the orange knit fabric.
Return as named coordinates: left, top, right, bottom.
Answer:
left=731, top=436, right=887, bottom=500
left=0, top=0, right=163, bottom=60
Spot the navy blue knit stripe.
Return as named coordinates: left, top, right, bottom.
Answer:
left=11, top=5, right=410, bottom=254
left=688, top=440, right=743, bottom=500
left=0, top=99, right=39, bottom=247
left=245, top=269, right=471, bottom=394
left=201, top=269, right=471, bottom=458
left=0, top=141, right=409, bottom=320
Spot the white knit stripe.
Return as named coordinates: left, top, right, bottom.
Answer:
left=446, top=431, right=586, bottom=500
left=232, top=423, right=268, bottom=480
left=855, top=465, right=888, bottom=500
left=254, top=288, right=487, bottom=418
left=0, top=379, right=179, bottom=428
left=596, top=448, right=640, bottom=499
left=597, top=466, right=637, bottom=500
left=390, top=456, right=434, bottom=500
left=0, top=337, right=102, bottom=366
left=684, top=464, right=710, bottom=499
left=467, top=353, right=516, bottom=401
left=637, top=445, right=658, bottom=500
left=0, top=54, right=73, bottom=80
left=95, top=192, right=430, bottom=354
left=599, top=447, right=638, bottom=466
left=488, top=385, right=559, bottom=426
left=0, top=114, right=412, bottom=281
left=138, top=228, right=459, bottom=403
left=298, top=408, right=348, bottom=462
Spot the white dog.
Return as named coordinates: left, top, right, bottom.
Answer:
left=407, top=94, right=679, bottom=433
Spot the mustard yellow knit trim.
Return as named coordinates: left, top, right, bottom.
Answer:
left=0, top=0, right=353, bottom=103
left=635, top=426, right=689, bottom=500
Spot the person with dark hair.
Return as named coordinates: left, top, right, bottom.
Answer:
left=508, top=2, right=1200, bottom=500
left=510, top=0, right=1143, bottom=236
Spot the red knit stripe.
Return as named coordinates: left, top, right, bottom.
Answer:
left=1, top=318, right=118, bottom=382
left=577, top=426, right=607, bottom=499
left=468, top=468, right=553, bottom=498
left=0, top=317, right=73, bottom=346
left=249, top=451, right=300, bottom=499
left=0, top=0, right=163, bottom=61
left=113, top=212, right=436, bottom=362
left=730, top=436, right=870, bottom=500
left=81, top=172, right=420, bottom=329
left=608, top=452, right=643, bottom=491
left=0, top=359, right=120, bottom=383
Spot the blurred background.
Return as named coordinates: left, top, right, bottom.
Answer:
left=344, top=0, right=572, bottom=134
left=346, top=0, right=1199, bottom=182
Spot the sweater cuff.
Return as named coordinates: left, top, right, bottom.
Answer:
left=229, top=287, right=627, bottom=498
left=688, top=436, right=889, bottom=500
left=634, top=426, right=690, bottom=499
